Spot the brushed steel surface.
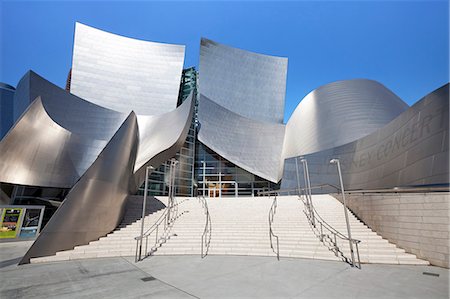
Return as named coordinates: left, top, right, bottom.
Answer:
left=70, top=22, right=185, bottom=115
left=199, top=38, right=287, bottom=124
left=132, top=92, right=195, bottom=191
left=283, top=79, right=409, bottom=159
left=197, top=94, right=285, bottom=183
left=20, top=112, right=139, bottom=263
left=281, top=84, right=449, bottom=192
left=0, top=71, right=127, bottom=188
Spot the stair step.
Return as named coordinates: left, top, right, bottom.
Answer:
left=31, top=195, right=429, bottom=266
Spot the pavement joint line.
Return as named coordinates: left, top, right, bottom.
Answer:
left=121, top=256, right=200, bottom=299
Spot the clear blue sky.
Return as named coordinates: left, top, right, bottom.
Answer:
left=1, top=0, right=448, bottom=122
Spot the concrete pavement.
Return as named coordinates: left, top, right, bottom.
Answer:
left=1, top=241, right=448, bottom=298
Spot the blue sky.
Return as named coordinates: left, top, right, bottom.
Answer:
left=1, top=0, right=448, bottom=122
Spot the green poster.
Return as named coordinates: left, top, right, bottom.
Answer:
left=0, top=208, right=23, bottom=239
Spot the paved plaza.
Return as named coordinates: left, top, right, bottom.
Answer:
left=0, top=241, right=448, bottom=298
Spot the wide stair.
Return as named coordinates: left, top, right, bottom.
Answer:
left=31, top=194, right=428, bottom=265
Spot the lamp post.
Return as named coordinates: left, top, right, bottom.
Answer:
left=201, top=160, right=206, bottom=197
left=167, top=158, right=178, bottom=225
left=300, top=158, right=314, bottom=226
left=139, top=165, right=154, bottom=260
left=330, top=158, right=355, bottom=266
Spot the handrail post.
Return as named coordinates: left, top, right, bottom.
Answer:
left=330, top=158, right=355, bottom=267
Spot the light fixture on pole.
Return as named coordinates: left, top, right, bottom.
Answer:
left=138, top=165, right=154, bottom=261
left=330, top=158, right=355, bottom=266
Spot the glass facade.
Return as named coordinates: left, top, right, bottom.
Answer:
left=140, top=66, right=278, bottom=198
left=195, top=143, right=279, bottom=197
left=1, top=182, right=69, bottom=228
left=140, top=67, right=197, bottom=197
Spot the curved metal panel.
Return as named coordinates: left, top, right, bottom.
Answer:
left=71, top=22, right=185, bottom=115
left=0, top=71, right=127, bottom=188
left=21, top=112, right=139, bottom=263
left=283, top=79, right=409, bottom=158
left=281, top=84, right=449, bottom=191
left=197, top=95, right=285, bottom=183
left=132, top=92, right=195, bottom=190
left=199, top=38, right=288, bottom=124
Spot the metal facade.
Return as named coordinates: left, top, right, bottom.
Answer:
left=70, top=22, right=185, bottom=115
left=281, top=84, right=449, bottom=192
left=198, top=38, right=288, bottom=183
left=0, top=71, right=127, bottom=188
left=21, top=112, right=139, bottom=264
left=199, top=38, right=287, bottom=124
left=282, top=79, right=409, bottom=159
left=198, top=95, right=285, bottom=183
left=0, top=25, right=448, bottom=261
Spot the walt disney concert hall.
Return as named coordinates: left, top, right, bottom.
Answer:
left=0, top=23, right=448, bottom=267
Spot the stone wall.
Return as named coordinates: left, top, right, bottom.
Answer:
left=332, top=192, right=449, bottom=268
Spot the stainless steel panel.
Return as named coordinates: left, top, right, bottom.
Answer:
left=132, top=92, right=195, bottom=190
left=20, top=112, right=139, bottom=263
left=0, top=71, right=127, bottom=188
left=281, top=84, right=449, bottom=191
left=199, top=38, right=287, bottom=124
left=71, top=23, right=185, bottom=116
left=283, top=79, right=409, bottom=159
left=197, top=95, right=285, bottom=183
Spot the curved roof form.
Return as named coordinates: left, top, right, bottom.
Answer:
left=134, top=92, right=194, bottom=173
left=199, top=38, right=288, bottom=124
left=283, top=79, right=409, bottom=158
left=70, top=22, right=185, bottom=115
left=197, top=95, right=285, bottom=183
left=21, top=112, right=139, bottom=264
left=281, top=83, right=449, bottom=192
left=0, top=71, right=127, bottom=188
left=0, top=71, right=194, bottom=190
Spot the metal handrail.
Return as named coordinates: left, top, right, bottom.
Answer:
left=300, top=194, right=361, bottom=268
left=134, top=198, right=182, bottom=262
left=344, top=186, right=450, bottom=194
left=258, top=185, right=448, bottom=197
left=258, top=184, right=340, bottom=197
left=268, top=195, right=280, bottom=260
left=198, top=195, right=212, bottom=258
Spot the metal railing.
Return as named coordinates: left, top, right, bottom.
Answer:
left=268, top=195, right=280, bottom=260
left=198, top=195, right=212, bottom=258
left=134, top=198, right=181, bottom=262
left=259, top=178, right=362, bottom=267
left=300, top=194, right=361, bottom=268
left=258, top=184, right=340, bottom=197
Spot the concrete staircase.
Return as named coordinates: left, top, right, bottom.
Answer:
left=30, top=194, right=428, bottom=265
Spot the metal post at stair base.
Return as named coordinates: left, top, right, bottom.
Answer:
left=330, top=158, right=355, bottom=267
left=139, top=165, right=153, bottom=261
